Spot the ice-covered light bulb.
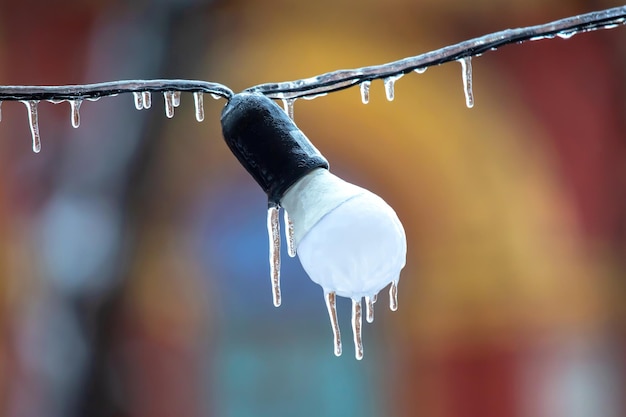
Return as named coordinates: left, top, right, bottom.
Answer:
left=281, top=168, right=406, bottom=359
left=221, top=93, right=407, bottom=359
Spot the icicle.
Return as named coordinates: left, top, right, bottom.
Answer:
left=142, top=91, right=152, bottom=109
left=352, top=298, right=363, bottom=360
left=383, top=74, right=403, bottom=101
left=414, top=67, right=427, bottom=74
left=0, top=101, right=3, bottom=122
left=267, top=206, right=281, bottom=307
left=389, top=280, right=398, bottom=311
left=22, top=100, right=41, bottom=153
left=210, top=93, right=222, bottom=100
left=360, top=81, right=371, bottom=104
left=172, top=91, right=181, bottom=108
left=133, top=92, right=143, bottom=110
left=193, top=92, right=204, bottom=122
left=324, top=292, right=342, bottom=357
left=365, top=296, right=375, bottom=323
left=372, top=293, right=377, bottom=303
left=458, top=57, right=474, bottom=108
left=69, top=100, right=82, bottom=128
left=284, top=209, right=296, bottom=257
left=384, top=78, right=395, bottom=101
left=164, top=92, right=175, bottom=118
left=281, top=98, right=295, bottom=120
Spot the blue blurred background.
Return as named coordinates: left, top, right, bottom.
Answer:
left=0, top=1, right=624, bottom=416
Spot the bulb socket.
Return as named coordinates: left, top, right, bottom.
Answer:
left=221, top=93, right=329, bottom=204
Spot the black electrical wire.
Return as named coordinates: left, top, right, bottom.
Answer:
left=0, top=6, right=623, bottom=103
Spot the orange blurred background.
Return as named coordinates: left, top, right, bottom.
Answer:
left=0, top=1, right=624, bottom=416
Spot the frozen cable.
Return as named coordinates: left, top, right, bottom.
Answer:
left=247, top=6, right=626, bottom=99
left=0, top=6, right=623, bottom=104
left=0, top=79, right=233, bottom=102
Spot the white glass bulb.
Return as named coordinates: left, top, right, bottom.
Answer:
left=280, top=168, right=407, bottom=359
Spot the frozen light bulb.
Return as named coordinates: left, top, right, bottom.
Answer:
left=221, top=93, right=407, bottom=359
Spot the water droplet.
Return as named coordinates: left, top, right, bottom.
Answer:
left=86, top=96, right=101, bottom=102
left=193, top=92, right=204, bottom=122
left=210, top=93, right=222, bottom=100
left=557, top=31, right=576, bottom=39
left=133, top=92, right=143, bottom=110
left=172, top=91, right=181, bottom=108
left=324, top=291, right=342, bottom=357
left=302, top=93, right=328, bottom=100
left=22, top=100, right=41, bottom=153
left=284, top=209, right=296, bottom=257
left=69, top=100, right=82, bottom=128
left=163, top=92, right=175, bottom=118
left=281, top=98, right=295, bottom=119
left=458, top=57, right=474, bottom=108
left=389, top=280, right=398, bottom=311
left=267, top=206, right=281, bottom=307
left=384, top=74, right=403, bottom=101
left=352, top=298, right=363, bottom=360
left=142, top=91, right=152, bottom=109
left=360, top=81, right=371, bottom=104
left=47, top=99, right=65, bottom=104
left=414, top=67, right=427, bottom=74
left=365, top=296, right=375, bottom=323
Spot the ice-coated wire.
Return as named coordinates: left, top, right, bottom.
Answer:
left=0, top=79, right=233, bottom=102
left=245, top=6, right=626, bottom=99
left=0, top=6, right=623, bottom=109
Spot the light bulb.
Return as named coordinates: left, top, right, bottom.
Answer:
left=221, top=93, right=407, bottom=359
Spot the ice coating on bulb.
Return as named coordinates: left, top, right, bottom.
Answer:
left=280, top=168, right=406, bottom=358
left=297, top=191, right=405, bottom=298
left=282, top=169, right=406, bottom=299
left=458, top=57, right=474, bottom=108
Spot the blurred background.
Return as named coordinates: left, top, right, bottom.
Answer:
left=0, top=0, right=625, bottom=416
